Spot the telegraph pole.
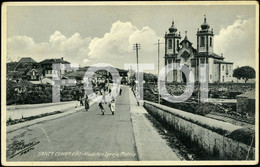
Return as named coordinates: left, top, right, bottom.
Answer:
left=154, top=39, right=163, bottom=104
left=133, top=43, right=141, bottom=80
left=133, top=43, right=141, bottom=106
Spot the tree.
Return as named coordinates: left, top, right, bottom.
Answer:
left=143, top=73, right=157, bottom=83
left=233, top=66, right=255, bottom=83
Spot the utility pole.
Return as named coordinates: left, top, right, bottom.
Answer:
left=133, top=43, right=141, bottom=81
left=154, top=39, right=163, bottom=104
left=133, top=43, right=141, bottom=106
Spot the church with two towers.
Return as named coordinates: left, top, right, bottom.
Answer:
left=164, top=16, right=234, bottom=83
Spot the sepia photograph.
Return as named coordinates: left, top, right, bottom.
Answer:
left=1, top=1, right=259, bottom=166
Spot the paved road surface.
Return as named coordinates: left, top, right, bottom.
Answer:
left=6, top=86, right=138, bottom=161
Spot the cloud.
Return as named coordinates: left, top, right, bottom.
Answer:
left=214, top=18, right=256, bottom=69
left=7, top=21, right=164, bottom=74
left=49, top=31, right=66, bottom=45
left=87, top=21, right=163, bottom=72
left=7, top=31, right=91, bottom=65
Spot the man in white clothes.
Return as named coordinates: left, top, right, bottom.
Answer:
left=109, top=99, right=116, bottom=115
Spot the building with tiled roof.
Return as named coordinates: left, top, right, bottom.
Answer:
left=39, top=58, right=70, bottom=65
left=164, top=16, right=234, bottom=83
left=39, top=57, right=70, bottom=78
left=19, top=57, right=37, bottom=63
left=12, top=57, right=38, bottom=71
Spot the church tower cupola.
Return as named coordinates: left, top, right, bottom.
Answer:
left=165, top=20, right=181, bottom=56
left=201, top=15, right=210, bottom=30
left=197, top=15, right=214, bottom=54
left=169, top=21, right=178, bottom=33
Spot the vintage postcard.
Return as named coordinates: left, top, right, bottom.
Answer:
left=1, top=1, right=259, bottom=166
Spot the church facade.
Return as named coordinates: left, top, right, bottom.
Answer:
left=164, top=16, right=233, bottom=83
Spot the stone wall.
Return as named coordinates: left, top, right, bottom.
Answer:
left=144, top=101, right=255, bottom=160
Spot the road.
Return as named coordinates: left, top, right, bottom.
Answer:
left=6, top=86, right=138, bottom=161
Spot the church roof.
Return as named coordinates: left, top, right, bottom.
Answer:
left=214, top=60, right=233, bottom=64
left=197, top=52, right=224, bottom=60
left=180, top=36, right=193, bottom=45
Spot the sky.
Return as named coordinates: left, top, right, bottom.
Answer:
left=5, top=3, right=257, bottom=74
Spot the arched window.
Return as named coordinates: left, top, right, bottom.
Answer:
left=168, top=39, right=172, bottom=49
left=200, top=36, right=205, bottom=47
left=186, top=42, right=189, bottom=48
left=210, top=37, right=212, bottom=47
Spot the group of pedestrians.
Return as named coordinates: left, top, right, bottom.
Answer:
left=98, top=98, right=116, bottom=115
left=74, top=86, right=123, bottom=115
left=75, top=94, right=90, bottom=112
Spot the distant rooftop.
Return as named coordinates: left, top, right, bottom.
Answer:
left=40, top=58, right=70, bottom=64
left=18, top=57, right=37, bottom=63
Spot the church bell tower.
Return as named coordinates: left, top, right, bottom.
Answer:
left=165, top=21, right=181, bottom=82
left=197, top=15, right=214, bottom=54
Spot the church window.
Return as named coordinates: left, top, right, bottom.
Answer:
left=191, top=59, right=195, bottom=67
left=210, top=37, right=212, bottom=47
left=200, top=58, right=205, bottom=64
left=173, top=70, right=177, bottom=81
left=200, top=36, right=205, bottom=47
left=177, top=40, right=179, bottom=47
left=222, top=65, right=224, bottom=71
left=168, top=39, right=172, bottom=49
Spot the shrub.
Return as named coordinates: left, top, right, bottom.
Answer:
left=194, top=103, right=225, bottom=116
left=227, top=128, right=255, bottom=146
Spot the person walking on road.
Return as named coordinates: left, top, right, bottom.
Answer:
left=119, top=88, right=122, bottom=95
left=74, top=87, right=81, bottom=108
left=79, top=96, right=84, bottom=106
left=84, top=95, right=89, bottom=112
left=99, top=102, right=105, bottom=115
left=109, top=99, right=116, bottom=115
